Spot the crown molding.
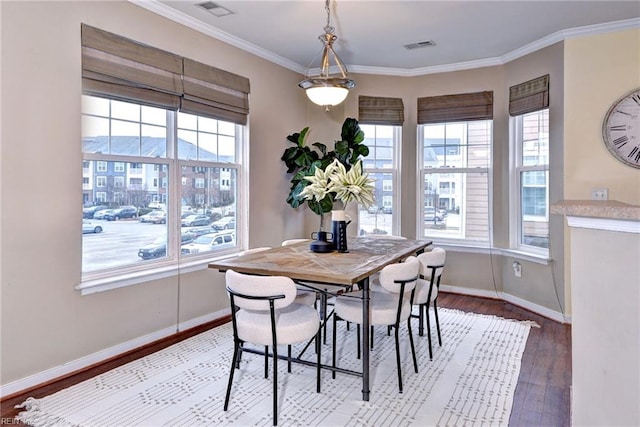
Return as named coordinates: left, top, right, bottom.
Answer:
left=501, top=17, right=640, bottom=64
left=130, top=1, right=640, bottom=77
left=129, top=0, right=306, bottom=74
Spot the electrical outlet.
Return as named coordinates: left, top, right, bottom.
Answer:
left=591, top=187, right=609, bottom=201
left=512, top=261, right=522, bottom=278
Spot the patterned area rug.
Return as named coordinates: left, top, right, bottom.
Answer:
left=16, top=308, right=537, bottom=426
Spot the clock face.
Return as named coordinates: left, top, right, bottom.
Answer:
left=602, top=88, right=640, bottom=169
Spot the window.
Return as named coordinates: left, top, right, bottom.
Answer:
left=357, top=96, right=404, bottom=236
left=358, top=124, right=401, bottom=236
left=512, top=109, right=549, bottom=250
left=417, top=91, right=493, bottom=245
left=80, top=25, right=249, bottom=287
left=418, top=121, right=492, bottom=244
left=509, top=75, right=550, bottom=253
left=82, top=96, right=243, bottom=275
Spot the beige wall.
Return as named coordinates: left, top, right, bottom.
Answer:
left=564, top=30, right=640, bottom=203
left=1, top=0, right=636, bottom=394
left=0, top=0, right=310, bottom=386
left=562, top=29, right=640, bottom=426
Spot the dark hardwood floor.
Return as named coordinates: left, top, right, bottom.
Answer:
left=438, top=292, right=572, bottom=427
left=1, top=292, right=571, bottom=426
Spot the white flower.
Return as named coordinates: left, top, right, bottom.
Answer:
left=328, top=160, right=376, bottom=208
left=299, top=159, right=375, bottom=209
left=299, top=161, right=338, bottom=202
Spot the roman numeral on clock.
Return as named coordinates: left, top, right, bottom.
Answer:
left=632, top=93, right=640, bottom=107
left=609, top=124, right=627, bottom=132
left=613, top=135, right=629, bottom=147
left=629, top=146, right=639, bottom=161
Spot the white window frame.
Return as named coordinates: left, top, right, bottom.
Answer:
left=509, top=109, right=549, bottom=256
left=417, top=120, right=493, bottom=246
left=79, top=96, right=247, bottom=294
left=359, top=125, right=402, bottom=236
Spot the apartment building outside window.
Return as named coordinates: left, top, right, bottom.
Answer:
left=418, top=120, right=492, bottom=244
left=357, top=96, right=404, bottom=236
left=512, top=109, right=549, bottom=250
left=82, top=96, right=244, bottom=275
left=80, top=25, right=250, bottom=288
left=417, top=91, right=493, bottom=245
left=508, top=75, right=550, bottom=253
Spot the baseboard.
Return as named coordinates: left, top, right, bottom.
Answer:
left=0, top=308, right=230, bottom=399
left=440, top=284, right=571, bottom=324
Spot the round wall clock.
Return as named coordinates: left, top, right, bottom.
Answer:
left=601, top=88, right=640, bottom=169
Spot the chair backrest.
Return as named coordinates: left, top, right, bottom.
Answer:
left=238, top=246, right=271, bottom=256
left=281, top=238, right=310, bottom=246
left=378, top=256, right=420, bottom=294
left=416, top=247, right=446, bottom=282
left=225, top=269, right=297, bottom=311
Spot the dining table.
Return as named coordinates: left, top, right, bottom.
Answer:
left=208, top=235, right=432, bottom=401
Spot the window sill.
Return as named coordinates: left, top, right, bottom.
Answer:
left=430, top=242, right=551, bottom=265
left=76, top=254, right=237, bottom=296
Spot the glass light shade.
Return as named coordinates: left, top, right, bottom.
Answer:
left=305, top=86, right=349, bottom=107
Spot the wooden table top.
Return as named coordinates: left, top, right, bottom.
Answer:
left=208, top=237, right=432, bottom=285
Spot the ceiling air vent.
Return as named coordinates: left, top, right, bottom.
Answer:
left=403, top=40, right=436, bottom=50
left=197, top=2, right=234, bottom=17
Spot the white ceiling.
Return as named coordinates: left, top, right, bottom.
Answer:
left=136, top=0, right=640, bottom=76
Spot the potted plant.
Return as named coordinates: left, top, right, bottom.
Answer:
left=281, top=118, right=375, bottom=249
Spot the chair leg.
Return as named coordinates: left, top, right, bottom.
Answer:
left=287, top=345, right=292, bottom=373
left=393, top=325, right=403, bottom=393
left=371, top=325, right=374, bottom=349
left=433, top=300, right=442, bottom=346
left=356, top=325, right=361, bottom=360
left=264, top=346, right=269, bottom=378
left=426, top=302, right=433, bottom=360
left=316, top=328, right=322, bottom=392
left=407, top=317, right=418, bottom=374
left=332, top=312, right=338, bottom=379
left=418, top=303, right=425, bottom=336
left=224, top=341, right=241, bottom=411
left=272, top=344, right=278, bottom=426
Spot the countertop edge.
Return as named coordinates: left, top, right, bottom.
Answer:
left=550, top=200, right=640, bottom=221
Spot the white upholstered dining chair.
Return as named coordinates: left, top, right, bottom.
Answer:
left=413, top=247, right=446, bottom=360
left=224, top=269, right=321, bottom=426
left=332, top=256, right=420, bottom=393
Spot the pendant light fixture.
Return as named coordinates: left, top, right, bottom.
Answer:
left=298, top=0, right=355, bottom=111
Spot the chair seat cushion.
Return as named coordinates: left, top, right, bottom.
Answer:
left=413, top=278, right=438, bottom=305
left=236, top=303, right=319, bottom=346
left=335, top=290, right=412, bottom=326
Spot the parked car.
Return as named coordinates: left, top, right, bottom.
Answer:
left=82, top=220, right=103, bottom=234
left=104, top=206, right=138, bottom=221
left=139, top=210, right=166, bottom=224
left=181, top=231, right=235, bottom=254
left=82, top=205, right=110, bottom=219
left=424, top=206, right=444, bottom=222
left=138, top=233, right=195, bottom=260
left=211, top=216, right=235, bottom=230
left=93, top=209, right=113, bottom=220
left=181, top=214, right=211, bottom=227
left=183, top=226, right=216, bottom=240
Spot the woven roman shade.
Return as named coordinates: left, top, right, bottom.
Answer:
left=358, top=96, right=404, bottom=125
left=81, top=24, right=183, bottom=110
left=182, top=58, right=250, bottom=125
left=417, top=91, right=493, bottom=124
left=81, top=24, right=251, bottom=124
left=509, top=74, right=549, bottom=116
